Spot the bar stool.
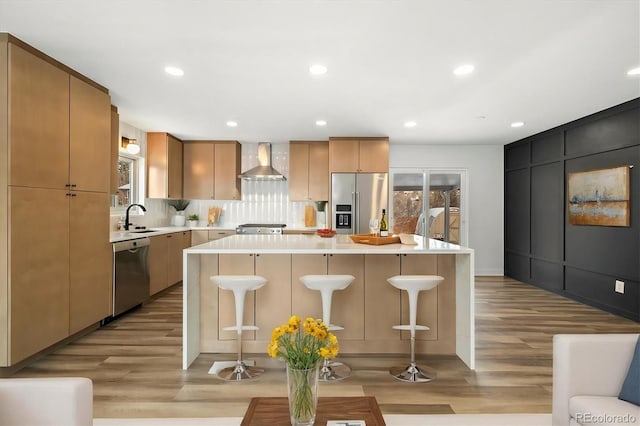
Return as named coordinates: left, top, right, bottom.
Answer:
left=209, top=275, right=267, bottom=381
left=387, top=275, right=444, bottom=383
left=300, top=274, right=355, bottom=381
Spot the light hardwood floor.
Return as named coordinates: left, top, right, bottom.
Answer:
left=11, top=276, right=640, bottom=418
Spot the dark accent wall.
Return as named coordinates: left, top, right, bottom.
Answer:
left=504, top=98, right=640, bottom=322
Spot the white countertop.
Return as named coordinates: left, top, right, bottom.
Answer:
left=184, top=234, right=473, bottom=254
left=110, top=226, right=239, bottom=243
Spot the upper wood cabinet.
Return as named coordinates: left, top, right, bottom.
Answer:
left=110, top=106, right=119, bottom=194
left=329, top=137, right=389, bottom=173
left=8, top=43, right=70, bottom=189
left=183, top=140, right=241, bottom=200
left=147, top=132, right=183, bottom=199
left=69, top=75, right=111, bottom=193
left=289, top=141, right=329, bottom=201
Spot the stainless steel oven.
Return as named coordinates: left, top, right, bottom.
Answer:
left=112, top=238, right=150, bottom=317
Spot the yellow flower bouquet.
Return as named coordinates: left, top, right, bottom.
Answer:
left=268, top=316, right=339, bottom=425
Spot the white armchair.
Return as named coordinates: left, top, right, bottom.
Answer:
left=552, top=334, right=640, bottom=426
left=0, top=377, right=92, bottom=426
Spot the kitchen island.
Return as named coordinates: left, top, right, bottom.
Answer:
left=182, top=234, right=475, bottom=369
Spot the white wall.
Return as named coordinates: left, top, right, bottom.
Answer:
left=390, top=144, right=504, bottom=275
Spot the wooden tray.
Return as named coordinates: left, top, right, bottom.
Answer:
left=350, top=234, right=400, bottom=245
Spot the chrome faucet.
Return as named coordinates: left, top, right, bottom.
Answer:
left=124, top=203, right=147, bottom=231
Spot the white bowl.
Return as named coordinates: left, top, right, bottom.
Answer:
left=399, top=233, right=418, bottom=245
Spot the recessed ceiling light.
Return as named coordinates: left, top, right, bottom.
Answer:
left=453, top=64, right=474, bottom=76
left=511, top=121, right=525, bottom=128
left=315, top=120, right=327, bottom=126
left=309, top=64, right=327, bottom=76
left=226, top=121, right=238, bottom=127
left=164, top=66, right=184, bottom=77
left=404, top=121, right=417, bottom=128
left=627, top=66, right=640, bottom=76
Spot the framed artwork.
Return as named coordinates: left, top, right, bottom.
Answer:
left=568, top=165, right=630, bottom=227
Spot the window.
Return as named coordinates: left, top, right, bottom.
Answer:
left=111, top=154, right=139, bottom=211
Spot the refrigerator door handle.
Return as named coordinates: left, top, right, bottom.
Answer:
left=354, top=191, right=360, bottom=234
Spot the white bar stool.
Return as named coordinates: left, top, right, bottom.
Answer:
left=300, top=274, right=355, bottom=381
left=387, top=274, right=444, bottom=383
left=209, top=275, right=267, bottom=381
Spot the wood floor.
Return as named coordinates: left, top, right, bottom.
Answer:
left=10, top=276, right=640, bottom=419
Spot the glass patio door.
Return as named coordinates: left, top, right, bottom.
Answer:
left=390, top=169, right=467, bottom=246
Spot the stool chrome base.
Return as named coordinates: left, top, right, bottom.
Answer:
left=217, top=361, right=264, bottom=381
left=390, top=362, right=436, bottom=383
left=319, top=360, right=351, bottom=381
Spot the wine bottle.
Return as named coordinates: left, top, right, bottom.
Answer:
left=379, top=209, right=389, bottom=237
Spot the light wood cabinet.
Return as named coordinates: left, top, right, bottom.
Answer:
left=289, top=254, right=364, bottom=340
left=329, top=137, right=389, bottom=173
left=69, top=192, right=111, bottom=334
left=9, top=187, right=70, bottom=363
left=214, top=142, right=242, bottom=200
left=167, top=233, right=184, bottom=287
left=110, top=106, right=119, bottom=194
left=150, top=231, right=190, bottom=296
left=183, top=141, right=241, bottom=200
left=399, top=254, right=438, bottom=341
left=69, top=75, right=111, bottom=193
left=217, top=253, right=291, bottom=341
left=183, top=142, right=213, bottom=199
left=328, top=254, right=365, bottom=340
left=218, top=254, right=256, bottom=340
left=147, top=132, right=183, bottom=199
left=291, top=254, right=329, bottom=321
left=364, top=254, right=401, bottom=341
left=254, top=254, right=291, bottom=340
left=289, top=141, right=329, bottom=201
left=149, top=235, right=169, bottom=296
left=191, top=229, right=235, bottom=246
left=8, top=43, right=69, bottom=189
left=1, top=36, right=112, bottom=366
left=199, top=252, right=458, bottom=357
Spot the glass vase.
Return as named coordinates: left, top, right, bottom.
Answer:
left=286, top=365, right=319, bottom=426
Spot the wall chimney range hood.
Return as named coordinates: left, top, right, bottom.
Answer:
left=239, top=142, right=287, bottom=181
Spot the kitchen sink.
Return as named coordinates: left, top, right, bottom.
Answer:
left=130, top=229, right=158, bottom=233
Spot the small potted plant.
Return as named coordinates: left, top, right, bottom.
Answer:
left=167, top=199, right=190, bottom=226
left=187, top=214, right=199, bottom=227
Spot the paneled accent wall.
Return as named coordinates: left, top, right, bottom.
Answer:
left=504, top=98, right=639, bottom=321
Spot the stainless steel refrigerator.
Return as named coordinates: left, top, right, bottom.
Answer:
left=331, top=173, right=388, bottom=234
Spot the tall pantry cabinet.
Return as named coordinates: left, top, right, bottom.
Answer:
left=0, top=34, right=112, bottom=366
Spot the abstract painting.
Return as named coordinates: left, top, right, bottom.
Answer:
left=568, top=166, right=630, bottom=226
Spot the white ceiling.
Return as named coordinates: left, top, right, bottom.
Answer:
left=1, top=0, right=639, bottom=145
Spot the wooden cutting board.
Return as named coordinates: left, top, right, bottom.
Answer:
left=350, top=234, right=400, bottom=245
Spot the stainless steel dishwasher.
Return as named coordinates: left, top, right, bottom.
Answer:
left=113, top=237, right=150, bottom=316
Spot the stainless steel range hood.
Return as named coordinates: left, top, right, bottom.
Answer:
left=239, top=142, right=287, bottom=181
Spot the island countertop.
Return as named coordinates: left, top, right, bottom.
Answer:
left=184, top=234, right=473, bottom=254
